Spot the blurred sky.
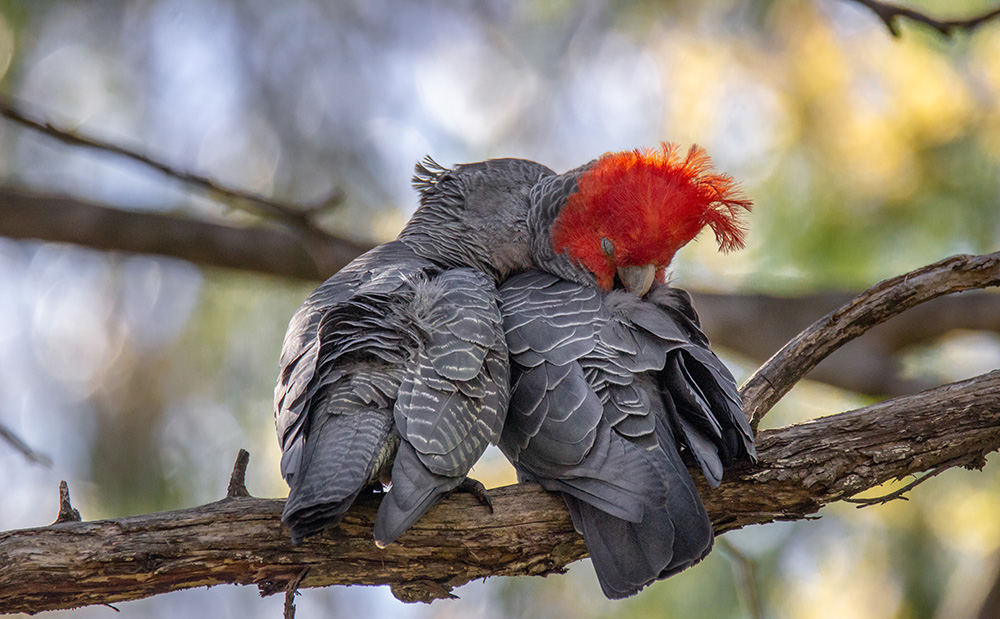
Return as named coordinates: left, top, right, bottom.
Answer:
left=1, top=1, right=999, bottom=618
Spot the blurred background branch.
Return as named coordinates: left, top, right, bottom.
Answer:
left=977, top=559, right=1000, bottom=619
left=693, top=289, right=1000, bottom=398
left=0, top=186, right=372, bottom=280
left=847, top=0, right=1000, bottom=37
left=0, top=98, right=343, bottom=235
left=0, top=419, right=51, bottom=467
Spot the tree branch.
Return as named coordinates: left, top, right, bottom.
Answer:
left=0, top=186, right=374, bottom=280
left=0, top=420, right=52, bottom=467
left=0, top=99, right=342, bottom=232
left=741, top=251, right=1000, bottom=429
left=1, top=370, right=998, bottom=613
left=693, top=289, right=1000, bottom=397
left=845, top=0, right=1000, bottom=37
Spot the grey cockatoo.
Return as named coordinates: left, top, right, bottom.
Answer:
left=498, top=144, right=758, bottom=598
left=275, top=157, right=554, bottom=546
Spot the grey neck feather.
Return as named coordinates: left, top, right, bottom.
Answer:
left=400, top=157, right=557, bottom=284
left=398, top=207, right=502, bottom=281
left=526, top=166, right=602, bottom=289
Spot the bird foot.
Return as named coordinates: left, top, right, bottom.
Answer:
left=456, top=477, right=494, bottom=514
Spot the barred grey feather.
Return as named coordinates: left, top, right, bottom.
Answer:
left=276, top=157, right=553, bottom=546
left=498, top=270, right=756, bottom=599
left=276, top=247, right=509, bottom=545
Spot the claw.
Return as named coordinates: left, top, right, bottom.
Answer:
left=456, top=477, right=494, bottom=514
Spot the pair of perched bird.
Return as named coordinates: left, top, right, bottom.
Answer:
left=273, top=144, right=758, bottom=599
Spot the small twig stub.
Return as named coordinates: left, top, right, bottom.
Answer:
left=283, top=567, right=310, bottom=619
left=843, top=456, right=972, bottom=507
left=53, top=481, right=82, bottom=524
left=226, top=449, right=252, bottom=499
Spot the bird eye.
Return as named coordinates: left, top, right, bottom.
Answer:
left=600, top=237, right=615, bottom=258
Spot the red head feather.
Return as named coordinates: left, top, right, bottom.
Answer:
left=551, top=143, right=752, bottom=290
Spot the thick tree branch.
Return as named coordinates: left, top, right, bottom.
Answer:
left=741, top=252, right=1000, bottom=428
left=0, top=187, right=374, bottom=280
left=845, top=0, right=1000, bottom=37
left=1, top=371, right=997, bottom=613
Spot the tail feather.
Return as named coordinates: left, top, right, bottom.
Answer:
left=282, top=407, right=393, bottom=544
left=565, top=496, right=672, bottom=599
left=373, top=441, right=462, bottom=547
left=562, top=416, right=714, bottom=598
left=565, top=487, right=712, bottom=599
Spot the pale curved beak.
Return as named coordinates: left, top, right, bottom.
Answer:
left=616, top=264, right=656, bottom=297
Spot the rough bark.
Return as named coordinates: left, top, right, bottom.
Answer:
left=1, top=370, right=998, bottom=614
left=742, top=252, right=1000, bottom=428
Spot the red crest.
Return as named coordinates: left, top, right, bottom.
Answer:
left=551, top=143, right=751, bottom=289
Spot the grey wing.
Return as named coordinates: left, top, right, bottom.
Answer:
left=274, top=241, right=416, bottom=483
left=562, top=403, right=713, bottom=599
left=274, top=275, right=358, bottom=485
left=500, top=272, right=664, bottom=525
left=275, top=242, right=427, bottom=543
left=499, top=272, right=725, bottom=599
left=279, top=381, right=397, bottom=543
left=499, top=272, right=604, bottom=472
left=645, top=285, right=757, bottom=486
left=373, top=268, right=509, bottom=546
